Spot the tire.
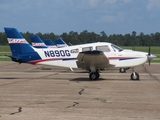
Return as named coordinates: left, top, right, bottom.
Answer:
left=130, top=72, right=140, bottom=80
left=89, top=72, right=99, bottom=80
left=119, top=68, right=126, bottom=73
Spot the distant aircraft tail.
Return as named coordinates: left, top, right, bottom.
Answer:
left=56, top=38, right=68, bottom=48
left=30, top=35, right=48, bottom=48
left=43, top=38, right=57, bottom=48
left=4, top=28, right=41, bottom=63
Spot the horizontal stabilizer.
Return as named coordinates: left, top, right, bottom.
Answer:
left=5, top=54, right=23, bottom=63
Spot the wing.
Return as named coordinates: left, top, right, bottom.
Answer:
left=76, top=50, right=115, bottom=70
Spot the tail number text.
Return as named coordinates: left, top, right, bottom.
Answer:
left=44, top=50, right=71, bottom=57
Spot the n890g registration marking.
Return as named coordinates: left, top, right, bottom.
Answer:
left=44, top=50, right=71, bottom=57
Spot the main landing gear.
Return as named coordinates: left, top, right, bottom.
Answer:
left=119, top=68, right=130, bottom=73
left=89, top=72, right=100, bottom=80
left=89, top=67, right=100, bottom=80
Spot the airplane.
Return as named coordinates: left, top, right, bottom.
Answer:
left=31, top=36, right=67, bottom=48
left=43, top=38, right=57, bottom=48
left=30, top=35, right=67, bottom=49
left=4, top=27, right=157, bottom=80
left=31, top=36, right=148, bottom=74
left=56, top=38, right=68, bottom=48
left=30, top=35, right=48, bottom=48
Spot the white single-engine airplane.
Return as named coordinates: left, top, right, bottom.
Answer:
left=4, top=28, right=156, bottom=80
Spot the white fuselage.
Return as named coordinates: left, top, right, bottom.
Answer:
left=32, top=42, right=148, bottom=69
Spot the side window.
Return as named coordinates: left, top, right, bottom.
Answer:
left=70, top=49, right=79, bottom=53
left=82, top=47, right=93, bottom=52
left=96, top=45, right=110, bottom=52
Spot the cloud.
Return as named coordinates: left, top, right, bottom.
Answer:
left=105, top=0, right=116, bottom=4
left=88, top=0, right=100, bottom=7
left=123, top=0, right=132, bottom=3
left=97, top=13, right=124, bottom=23
left=147, top=0, right=160, bottom=9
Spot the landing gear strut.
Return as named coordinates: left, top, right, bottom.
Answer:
left=130, top=68, right=140, bottom=80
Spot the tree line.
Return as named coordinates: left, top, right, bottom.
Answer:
left=0, top=30, right=160, bottom=46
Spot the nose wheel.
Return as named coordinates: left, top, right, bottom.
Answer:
left=130, top=68, right=140, bottom=80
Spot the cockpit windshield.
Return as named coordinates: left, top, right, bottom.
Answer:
left=111, top=44, right=123, bottom=52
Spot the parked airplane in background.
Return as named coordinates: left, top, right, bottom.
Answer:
left=43, top=38, right=57, bottom=48
left=30, top=35, right=68, bottom=48
left=30, top=35, right=48, bottom=48
left=4, top=28, right=156, bottom=80
left=56, top=38, right=68, bottom=48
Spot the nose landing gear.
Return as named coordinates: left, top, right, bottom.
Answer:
left=130, top=68, right=140, bottom=80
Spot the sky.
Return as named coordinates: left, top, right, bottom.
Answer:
left=0, top=0, right=160, bottom=35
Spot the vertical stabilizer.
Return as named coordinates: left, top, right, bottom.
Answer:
left=30, top=35, right=48, bottom=48
left=4, top=28, right=35, bottom=56
left=44, top=38, right=57, bottom=48
left=55, top=38, right=68, bottom=48
left=4, top=28, right=41, bottom=63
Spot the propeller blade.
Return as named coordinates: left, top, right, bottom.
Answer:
left=148, top=46, right=150, bottom=56
left=149, top=60, right=150, bottom=66
left=148, top=46, right=151, bottom=66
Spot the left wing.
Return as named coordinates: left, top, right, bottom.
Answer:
left=76, top=50, right=115, bottom=70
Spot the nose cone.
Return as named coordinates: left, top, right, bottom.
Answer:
left=147, top=54, right=157, bottom=60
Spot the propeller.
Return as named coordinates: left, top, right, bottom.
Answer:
left=148, top=46, right=151, bottom=66
left=147, top=46, right=156, bottom=66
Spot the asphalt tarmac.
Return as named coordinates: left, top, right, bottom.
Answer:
left=0, top=62, right=160, bottom=120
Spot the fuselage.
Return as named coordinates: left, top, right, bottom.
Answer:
left=32, top=42, right=148, bottom=69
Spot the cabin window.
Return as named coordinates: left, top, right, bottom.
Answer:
left=70, top=49, right=79, bottom=53
left=96, top=45, right=110, bottom=52
left=111, top=44, right=123, bottom=52
left=82, top=47, right=93, bottom=51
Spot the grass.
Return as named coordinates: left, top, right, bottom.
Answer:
left=0, top=45, right=10, bottom=52
left=121, top=46, right=160, bottom=54
left=0, top=45, right=159, bottom=62
left=121, top=46, right=160, bottom=63
left=0, top=45, right=11, bottom=61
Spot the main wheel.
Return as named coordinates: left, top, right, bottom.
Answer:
left=130, top=72, right=140, bottom=80
left=89, top=72, right=99, bottom=80
left=119, top=68, right=126, bottom=73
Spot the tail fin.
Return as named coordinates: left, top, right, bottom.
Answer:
left=44, top=38, right=57, bottom=48
left=4, top=28, right=41, bottom=63
left=30, top=35, right=48, bottom=48
left=55, top=38, right=68, bottom=48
